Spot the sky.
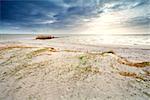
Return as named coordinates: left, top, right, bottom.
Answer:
left=0, top=0, right=150, bottom=34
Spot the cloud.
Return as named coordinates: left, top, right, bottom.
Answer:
left=0, top=0, right=149, bottom=33
left=124, top=16, right=150, bottom=27
left=103, top=0, right=149, bottom=12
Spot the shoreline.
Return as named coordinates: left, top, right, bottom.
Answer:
left=0, top=37, right=150, bottom=49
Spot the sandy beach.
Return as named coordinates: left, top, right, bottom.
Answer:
left=0, top=36, right=150, bottom=100
left=1, top=0, right=150, bottom=99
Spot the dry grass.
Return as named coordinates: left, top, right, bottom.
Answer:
left=119, top=71, right=137, bottom=77
left=0, top=45, right=34, bottom=51
left=26, top=47, right=57, bottom=58
left=78, top=50, right=150, bottom=68
left=63, top=50, right=81, bottom=53
left=76, top=66, right=100, bottom=74
left=86, top=50, right=115, bottom=56
left=119, top=71, right=145, bottom=80
left=32, top=47, right=56, bottom=53
left=143, top=70, right=150, bottom=76
left=72, top=66, right=101, bottom=81
left=118, top=57, right=150, bottom=68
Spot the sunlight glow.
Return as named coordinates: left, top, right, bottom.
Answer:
left=80, top=12, right=127, bottom=34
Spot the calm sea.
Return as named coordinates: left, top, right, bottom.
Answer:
left=0, top=34, right=150, bottom=46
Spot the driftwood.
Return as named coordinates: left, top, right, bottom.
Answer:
left=36, top=35, right=56, bottom=40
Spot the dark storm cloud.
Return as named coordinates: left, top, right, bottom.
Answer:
left=1, top=1, right=62, bottom=24
left=0, top=0, right=149, bottom=32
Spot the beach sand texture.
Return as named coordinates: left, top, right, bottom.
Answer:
left=0, top=40, right=150, bottom=100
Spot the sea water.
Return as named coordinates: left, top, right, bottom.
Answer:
left=0, top=34, right=150, bottom=46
